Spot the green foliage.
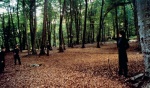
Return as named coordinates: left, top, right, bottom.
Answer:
left=0, top=0, right=136, bottom=48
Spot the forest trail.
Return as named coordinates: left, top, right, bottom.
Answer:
left=0, top=41, right=144, bottom=88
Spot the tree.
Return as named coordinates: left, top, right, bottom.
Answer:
left=69, top=0, right=73, bottom=47
left=17, top=0, right=22, bottom=51
left=0, top=0, right=138, bottom=55
left=29, top=0, right=37, bottom=54
left=89, top=3, right=96, bottom=43
left=59, top=0, right=66, bottom=52
left=82, top=0, right=88, bottom=48
left=123, top=0, right=128, bottom=38
left=22, top=0, right=30, bottom=54
left=137, top=0, right=150, bottom=77
left=132, top=0, right=141, bottom=51
left=115, top=4, right=119, bottom=39
left=40, top=0, right=48, bottom=55
left=97, top=0, right=104, bottom=48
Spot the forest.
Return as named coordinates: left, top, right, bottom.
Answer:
left=0, top=0, right=138, bottom=53
left=0, top=0, right=150, bottom=87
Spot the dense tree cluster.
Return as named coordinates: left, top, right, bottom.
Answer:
left=0, top=0, right=137, bottom=53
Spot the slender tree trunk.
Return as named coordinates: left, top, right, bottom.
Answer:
left=89, top=5, right=95, bottom=43
left=66, top=15, right=70, bottom=47
left=2, top=13, right=5, bottom=47
left=17, top=0, right=22, bottom=52
left=102, top=23, right=104, bottom=42
left=137, top=0, right=150, bottom=77
left=5, top=9, right=11, bottom=52
left=53, top=22, right=56, bottom=47
left=92, top=21, right=95, bottom=43
left=46, top=21, right=50, bottom=56
left=103, top=24, right=105, bottom=42
left=123, top=0, right=129, bottom=38
left=59, top=16, right=64, bottom=52
left=59, top=0, right=66, bottom=52
left=79, top=1, right=82, bottom=44
left=10, top=9, right=16, bottom=48
left=48, top=22, right=52, bottom=50
left=22, top=0, right=30, bottom=54
left=30, top=0, right=37, bottom=54
left=75, top=11, right=80, bottom=45
left=133, top=0, right=141, bottom=51
left=82, top=0, right=88, bottom=48
left=69, top=0, right=73, bottom=48
left=97, top=0, right=104, bottom=48
left=50, top=23, right=52, bottom=50
left=40, top=0, right=48, bottom=55
left=115, top=6, right=119, bottom=39
left=113, top=18, right=116, bottom=38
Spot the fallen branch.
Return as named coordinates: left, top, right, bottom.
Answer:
left=130, top=73, right=144, bottom=81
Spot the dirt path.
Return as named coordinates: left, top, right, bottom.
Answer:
left=0, top=42, right=144, bottom=88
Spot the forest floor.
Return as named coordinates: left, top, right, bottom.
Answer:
left=0, top=41, right=145, bottom=88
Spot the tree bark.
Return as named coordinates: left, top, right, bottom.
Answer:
left=65, top=14, right=70, bottom=47
left=53, top=21, right=56, bottom=47
left=5, top=8, right=11, bottom=52
left=115, top=6, right=119, bottom=39
left=40, top=0, right=48, bottom=55
left=82, top=0, right=88, bottom=48
left=133, top=0, right=141, bottom=51
left=22, top=0, right=30, bottom=55
left=75, top=11, right=79, bottom=45
left=10, top=9, right=16, bottom=48
left=69, top=0, right=73, bottom=48
left=2, top=14, right=5, bottom=48
left=97, top=0, right=104, bottom=48
left=17, top=0, right=22, bottom=52
left=29, top=0, right=37, bottom=54
left=59, top=0, right=66, bottom=52
left=123, top=0, right=129, bottom=38
left=113, top=18, right=116, bottom=38
left=89, top=5, right=95, bottom=43
left=137, top=0, right=150, bottom=77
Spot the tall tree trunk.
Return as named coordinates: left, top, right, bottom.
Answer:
left=115, top=6, right=119, bottom=39
left=89, top=5, right=95, bottom=43
left=17, top=0, right=22, bottom=52
left=79, top=1, right=82, bottom=44
left=103, top=24, right=105, bottom=42
left=50, top=23, right=52, bottom=50
left=113, top=18, right=116, bottom=38
left=69, top=0, right=73, bottom=48
left=5, top=9, right=11, bottom=52
left=10, top=9, right=16, bottom=48
left=133, top=0, right=141, bottom=51
left=75, top=11, right=80, bottom=45
left=137, top=0, right=150, bottom=77
left=123, top=0, right=129, bottom=38
left=48, top=22, right=52, bottom=50
left=92, top=21, right=95, bottom=43
left=97, top=0, right=104, bottom=48
left=53, top=22, right=56, bottom=47
left=66, top=15, right=70, bottom=47
left=22, top=0, right=30, bottom=54
left=102, top=23, right=105, bottom=42
left=47, top=21, right=51, bottom=56
left=59, top=0, right=66, bottom=52
left=82, top=0, right=88, bottom=48
left=40, top=0, right=48, bottom=55
left=2, top=13, right=5, bottom=47
left=29, top=0, right=37, bottom=54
